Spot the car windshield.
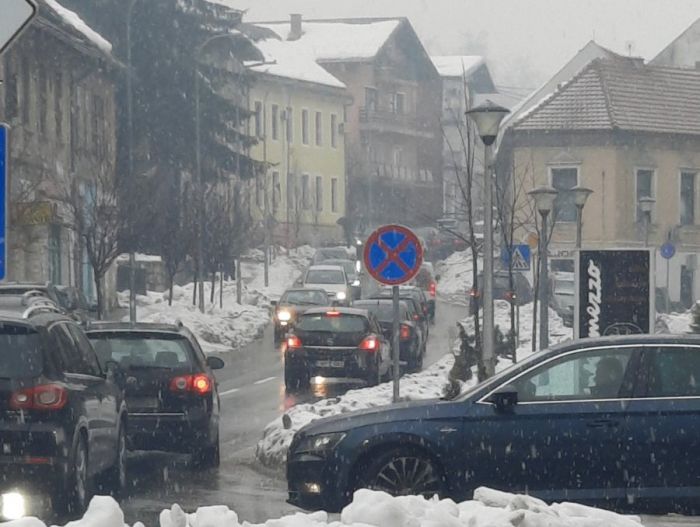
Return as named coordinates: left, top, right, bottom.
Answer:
left=87, top=333, right=195, bottom=370
left=282, top=290, right=329, bottom=305
left=0, top=327, right=43, bottom=379
left=296, top=313, right=369, bottom=333
left=323, top=260, right=356, bottom=277
left=305, top=269, right=345, bottom=284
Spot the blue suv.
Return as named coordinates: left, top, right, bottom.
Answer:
left=287, top=334, right=700, bottom=512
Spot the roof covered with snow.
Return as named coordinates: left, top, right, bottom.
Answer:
left=431, top=55, right=484, bottom=78
left=257, top=19, right=401, bottom=62
left=41, top=0, right=113, bottom=55
left=513, top=58, right=700, bottom=136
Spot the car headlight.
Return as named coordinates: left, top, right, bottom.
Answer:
left=294, top=432, right=346, bottom=456
left=1, top=492, right=26, bottom=520
left=278, top=310, right=292, bottom=322
left=352, top=279, right=361, bottom=287
left=336, top=291, right=347, bottom=301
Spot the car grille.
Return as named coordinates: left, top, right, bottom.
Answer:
left=304, top=346, right=357, bottom=361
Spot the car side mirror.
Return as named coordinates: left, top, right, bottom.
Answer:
left=489, top=385, right=518, bottom=412
left=206, top=356, right=225, bottom=370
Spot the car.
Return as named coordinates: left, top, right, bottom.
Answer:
left=283, top=307, right=391, bottom=391
left=0, top=283, right=95, bottom=324
left=352, top=299, right=425, bottom=372
left=272, top=288, right=331, bottom=344
left=311, top=247, right=356, bottom=265
left=471, top=270, right=533, bottom=312
left=371, top=286, right=431, bottom=340
left=287, top=334, right=700, bottom=513
left=550, top=272, right=575, bottom=327
left=85, top=322, right=224, bottom=469
left=410, top=263, right=438, bottom=323
left=322, top=259, right=362, bottom=300
left=0, top=303, right=127, bottom=519
left=299, top=265, right=351, bottom=305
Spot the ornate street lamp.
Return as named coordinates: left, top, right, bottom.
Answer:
left=571, top=185, right=593, bottom=249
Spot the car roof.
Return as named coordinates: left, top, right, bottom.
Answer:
left=282, top=287, right=328, bottom=294
left=0, top=311, right=71, bottom=328
left=300, top=306, right=369, bottom=317
left=307, top=264, right=345, bottom=271
left=85, top=321, right=187, bottom=334
left=552, top=334, right=700, bottom=349
left=0, top=283, right=49, bottom=292
left=322, top=258, right=355, bottom=265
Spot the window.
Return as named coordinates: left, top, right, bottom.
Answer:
left=391, top=92, right=405, bottom=114
left=551, top=167, right=578, bottom=222
left=681, top=171, right=696, bottom=225
left=54, top=71, right=63, bottom=139
left=301, top=174, right=310, bottom=209
left=511, top=348, right=634, bottom=402
left=315, top=111, right=323, bottom=146
left=331, top=177, right=339, bottom=212
left=0, top=327, right=43, bottom=379
left=301, top=109, right=309, bottom=145
left=5, top=58, right=18, bottom=121
left=254, top=101, right=263, bottom=138
left=636, top=168, right=654, bottom=222
left=365, top=87, right=378, bottom=111
left=93, top=95, right=105, bottom=156
left=331, top=114, right=338, bottom=148
left=52, top=324, right=97, bottom=376
left=272, top=171, right=280, bottom=212
left=67, top=325, right=102, bottom=376
left=39, top=67, right=47, bottom=134
left=256, top=175, right=264, bottom=209
left=287, top=173, right=296, bottom=209
left=315, top=176, right=323, bottom=211
left=271, top=104, right=279, bottom=140
left=642, top=347, right=700, bottom=397
left=285, top=107, right=293, bottom=143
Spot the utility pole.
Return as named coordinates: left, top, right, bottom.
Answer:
left=126, top=0, right=137, bottom=323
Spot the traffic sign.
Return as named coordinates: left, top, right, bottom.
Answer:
left=0, top=0, right=36, bottom=55
left=660, top=242, right=676, bottom=260
left=363, top=224, right=423, bottom=285
left=0, top=125, right=8, bottom=280
left=501, top=244, right=531, bottom=271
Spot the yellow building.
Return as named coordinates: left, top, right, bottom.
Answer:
left=247, top=30, right=351, bottom=246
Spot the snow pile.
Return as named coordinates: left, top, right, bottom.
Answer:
left=121, top=247, right=311, bottom=353
left=7, top=488, right=643, bottom=527
left=44, top=0, right=113, bottom=54
left=657, top=311, right=692, bottom=334
left=435, top=249, right=475, bottom=304
left=431, top=55, right=485, bottom=78
left=116, top=253, right=163, bottom=263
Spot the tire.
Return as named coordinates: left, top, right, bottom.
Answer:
left=103, top=423, right=127, bottom=498
left=56, top=435, right=90, bottom=516
left=355, top=447, right=445, bottom=499
left=285, top=366, right=308, bottom=392
left=193, top=435, right=220, bottom=470
left=366, top=358, right=381, bottom=387
left=408, top=344, right=423, bottom=373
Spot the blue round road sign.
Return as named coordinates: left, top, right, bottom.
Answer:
left=660, top=242, right=676, bottom=260
left=363, top=224, right=423, bottom=285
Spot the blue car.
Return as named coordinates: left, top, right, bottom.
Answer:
left=287, top=334, right=700, bottom=512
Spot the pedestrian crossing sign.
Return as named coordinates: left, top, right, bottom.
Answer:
left=501, top=244, right=531, bottom=271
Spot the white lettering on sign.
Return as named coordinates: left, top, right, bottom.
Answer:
left=586, top=259, right=602, bottom=337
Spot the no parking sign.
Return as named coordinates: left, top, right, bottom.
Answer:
left=363, top=224, right=423, bottom=286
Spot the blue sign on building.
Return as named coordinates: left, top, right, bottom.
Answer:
left=0, top=125, right=7, bottom=281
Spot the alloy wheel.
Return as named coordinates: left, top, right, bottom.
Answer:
left=369, top=456, right=441, bottom=497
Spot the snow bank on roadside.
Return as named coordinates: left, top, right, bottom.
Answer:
left=657, top=311, right=692, bottom=334
left=435, top=250, right=476, bottom=305
left=120, top=247, right=311, bottom=353
left=7, top=488, right=642, bottom=527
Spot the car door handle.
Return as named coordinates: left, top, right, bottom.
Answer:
left=586, top=419, right=619, bottom=429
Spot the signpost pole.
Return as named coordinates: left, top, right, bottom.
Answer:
left=392, top=284, right=400, bottom=403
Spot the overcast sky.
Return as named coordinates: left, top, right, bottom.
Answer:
left=219, top=0, right=700, bottom=90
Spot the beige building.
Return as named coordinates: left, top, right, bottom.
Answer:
left=501, top=58, right=700, bottom=310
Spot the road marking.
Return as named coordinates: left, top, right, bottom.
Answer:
left=219, top=387, right=240, bottom=397
left=254, top=376, right=277, bottom=385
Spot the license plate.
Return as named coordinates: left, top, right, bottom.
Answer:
left=316, top=360, right=344, bottom=368
left=129, top=396, right=159, bottom=409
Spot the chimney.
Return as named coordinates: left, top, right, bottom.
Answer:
left=288, top=14, right=303, bottom=41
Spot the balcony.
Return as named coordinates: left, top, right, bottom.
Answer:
left=365, top=162, right=435, bottom=185
left=359, top=107, right=435, bottom=139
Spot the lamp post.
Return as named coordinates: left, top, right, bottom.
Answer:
left=639, top=196, right=655, bottom=247
left=466, top=100, right=510, bottom=377
left=572, top=185, right=593, bottom=249
left=126, top=0, right=138, bottom=323
left=528, top=185, right=558, bottom=350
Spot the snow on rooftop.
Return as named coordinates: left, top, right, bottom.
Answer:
left=259, top=19, right=401, bottom=62
left=248, top=36, right=346, bottom=89
left=431, top=55, right=484, bottom=78
left=43, top=0, right=113, bottom=54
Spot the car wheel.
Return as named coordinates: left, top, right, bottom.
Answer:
left=357, top=447, right=445, bottom=499
left=366, top=358, right=381, bottom=386
left=409, top=345, right=423, bottom=373
left=57, top=435, right=90, bottom=516
left=193, top=435, right=220, bottom=470
left=103, top=423, right=127, bottom=497
left=285, top=366, right=308, bottom=392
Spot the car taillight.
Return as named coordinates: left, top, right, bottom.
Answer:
left=169, top=374, right=212, bottom=395
left=400, top=324, right=411, bottom=340
left=287, top=335, right=302, bottom=349
left=413, top=313, right=421, bottom=321
left=10, top=384, right=68, bottom=411
left=359, top=336, right=378, bottom=352
left=429, top=282, right=437, bottom=297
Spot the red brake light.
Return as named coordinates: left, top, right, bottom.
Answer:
left=10, top=384, right=68, bottom=411
left=359, top=336, right=378, bottom=352
left=400, top=324, right=411, bottom=340
left=169, top=374, right=212, bottom=395
left=429, top=282, right=437, bottom=297
left=326, top=311, right=341, bottom=317
left=413, top=313, right=421, bottom=321
left=191, top=374, right=212, bottom=395
left=287, top=335, right=302, bottom=348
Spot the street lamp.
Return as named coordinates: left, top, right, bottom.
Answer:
left=528, top=185, right=558, bottom=350
left=466, top=100, right=510, bottom=377
left=571, top=185, right=593, bottom=249
left=638, top=196, right=656, bottom=247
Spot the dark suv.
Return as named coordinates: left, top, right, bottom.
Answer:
left=0, top=283, right=94, bottom=324
left=0, top=305, right=127, bottom=520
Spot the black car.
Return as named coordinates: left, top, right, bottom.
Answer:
left=0, top=305, right=127, bottom=519
left=471, top=271, right=533, bottom=312
left=0, top=283, right=95, bottom=324
left=352, top=299, right=425, bottom=372
left=371, top=286, right=430, bottom=340
left=86, top=322, right=224, bottom=468
left=272, top=288, right=331, bottom=344
left=410, top=263, right=438, bottom=324
left=284, top=307, right=391, bottom=391
left=287, top=334, right=700, bottom=513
